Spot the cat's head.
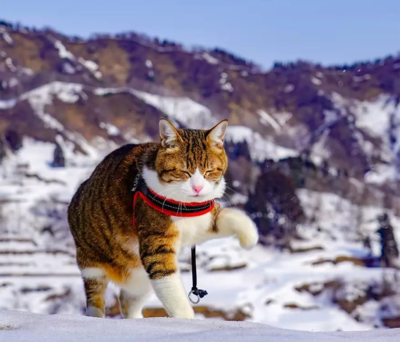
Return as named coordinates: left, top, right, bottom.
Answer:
left=143, top=119, right=228, bottom=203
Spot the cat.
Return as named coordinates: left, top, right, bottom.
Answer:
left=68, top=119, right=259, bottom=319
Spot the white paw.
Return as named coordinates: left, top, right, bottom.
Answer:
left=86, top=306, right=105, bottom=318
left=170, top=307, right=195, bottom=319
left=218, top=208, right=259, bottom=249
left=237, top=216, right=259, bottom=250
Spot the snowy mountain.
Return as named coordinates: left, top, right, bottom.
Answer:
left=0, top=20, right=400, bottom=331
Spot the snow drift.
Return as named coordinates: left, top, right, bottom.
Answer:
left=0, top=310, right=399, bottom=342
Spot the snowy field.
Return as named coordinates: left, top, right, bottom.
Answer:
left=1, top=310, right=399, bottom=342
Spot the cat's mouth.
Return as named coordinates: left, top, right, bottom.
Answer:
left=189, top=193, right=208, bottom=198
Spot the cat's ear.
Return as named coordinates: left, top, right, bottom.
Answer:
left=207, top=120, right=228, bottom=148
left=159, top=119, right=182, bottom=146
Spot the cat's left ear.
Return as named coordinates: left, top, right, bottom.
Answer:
left=207, top=120, right=228, bottom=148
left=159, top=119, right=182, bottom=146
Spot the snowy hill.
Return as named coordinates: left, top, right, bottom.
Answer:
left=1, top=20, right=400, bottom=331
left=1, top=310, right=400, bottom=342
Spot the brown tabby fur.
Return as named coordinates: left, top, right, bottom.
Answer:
left=68, top=123, right=228, bottom=316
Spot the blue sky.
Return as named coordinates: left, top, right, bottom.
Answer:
left=1, top=0, right=399, bottom=69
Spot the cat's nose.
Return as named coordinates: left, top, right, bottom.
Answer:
left=193, top=186, right=203, bottom=194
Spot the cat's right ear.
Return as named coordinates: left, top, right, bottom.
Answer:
left=159, top=119, right=182, bottom=146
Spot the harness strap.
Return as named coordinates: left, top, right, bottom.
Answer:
left=188, top=245, right=208, bottom=304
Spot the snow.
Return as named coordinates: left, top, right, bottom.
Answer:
left=275, top=112, right=293, bottom=126
left=1, top=81, right=84, bottom=116
left=202, top=52, right=219, bottom=65
left=5, top=58, right=16, bottom=71
left=54, top=40, right=75, bottom=60
left=62, top=62, right=76, bottom=74
left=0, top=27, right=13, bottom=45
left=312, top=77, right=322, bottom=85
left=1, top=310, right=399, bottom=342
left=221, top=82, right=234, bottom=92
left=128, top=90, right=216, bottom=129
left=331, top=93, right=395, bottom=141
left=257, top=110, right=281, bottom=132
left=53, top=40, right=101, bottom=79
left=0, top=98, right=17, bottom=109
left=8, top=77, right=19, bottom=88
left=284, top=84, right=295, bottom=93
left=78, top=57, right=102, bottom=79
left=226, top=126, right=298, bottom=161
left=94, top=87, right=215, bottom=129
left=364, top=164, right=397, bottom=185
left=309, top=131, right=331, bottom=164
left=330, top=92, right=400, bottom=183
left=219, top=72, right=234, bottom=92
left=19, top=82, right=84, bottom=131
left=145, top=59, right=153, bottom=68
left=100, top=122, right=120, bottom=136
left=353, top=95, right=393, bottom=139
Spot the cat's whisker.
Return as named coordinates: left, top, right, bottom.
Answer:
left=178, top=201, right=183, bottom=215
left=222, top=191, right=235, bottom=204
left=161, top=189, right=181, bottom=211
left=183, top=195, right=187, bottom=209
left=221, top=195, right=234, bottom=208
left=224, top=185, right=239, bottom=195
left=149, top=185, right=181, bottom=199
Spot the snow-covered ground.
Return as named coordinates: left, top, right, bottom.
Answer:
left=1, top=310, right=399, bottom=342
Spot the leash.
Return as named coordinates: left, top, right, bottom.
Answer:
left=188, top=245, right=208, bottom=304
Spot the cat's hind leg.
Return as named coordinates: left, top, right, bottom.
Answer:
left=119, top=267, right=153, bottom=319
left=81, top=267, right=109, bottom=318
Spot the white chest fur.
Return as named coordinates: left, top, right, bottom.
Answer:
left=172, top=213, right=212, bottom=248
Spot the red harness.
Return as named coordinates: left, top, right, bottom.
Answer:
left=132, top=174, right=215, bottom=229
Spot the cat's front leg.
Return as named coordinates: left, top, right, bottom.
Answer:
left=215, top=208, right=259, bottom=249
left=138, top=225, right=194, bottom=319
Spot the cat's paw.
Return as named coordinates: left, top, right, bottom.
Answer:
left=218, top=208, right=259, bottom=250
left=226, top=210, right=258, bottom=249
left=237, top=217, right=259, bottom=250
left=171, top=307, right=195, bottom=319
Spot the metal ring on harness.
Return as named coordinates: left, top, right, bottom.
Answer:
left=188, top=290, right=201, bottom=304
left=188, top=288, right=208, bottom=304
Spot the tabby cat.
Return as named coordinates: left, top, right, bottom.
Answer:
left=68, top=119, right=258, bottom=319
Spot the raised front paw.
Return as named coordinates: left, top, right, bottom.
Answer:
left=217, top=208, right=259, bottom=250
left=236, top=215, right=259, bottom=249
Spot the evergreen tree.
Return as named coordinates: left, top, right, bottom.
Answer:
left=376, top=213, right=399, bottom=268
left=52, top=143, right=65, bottom=167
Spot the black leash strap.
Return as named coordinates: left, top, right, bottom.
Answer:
left=188, top=245, right=208, bottom=304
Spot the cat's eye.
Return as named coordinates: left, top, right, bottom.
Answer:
left=204, top=170, right=213, bottom=175
left=182, top=171, right=191, bottom=178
